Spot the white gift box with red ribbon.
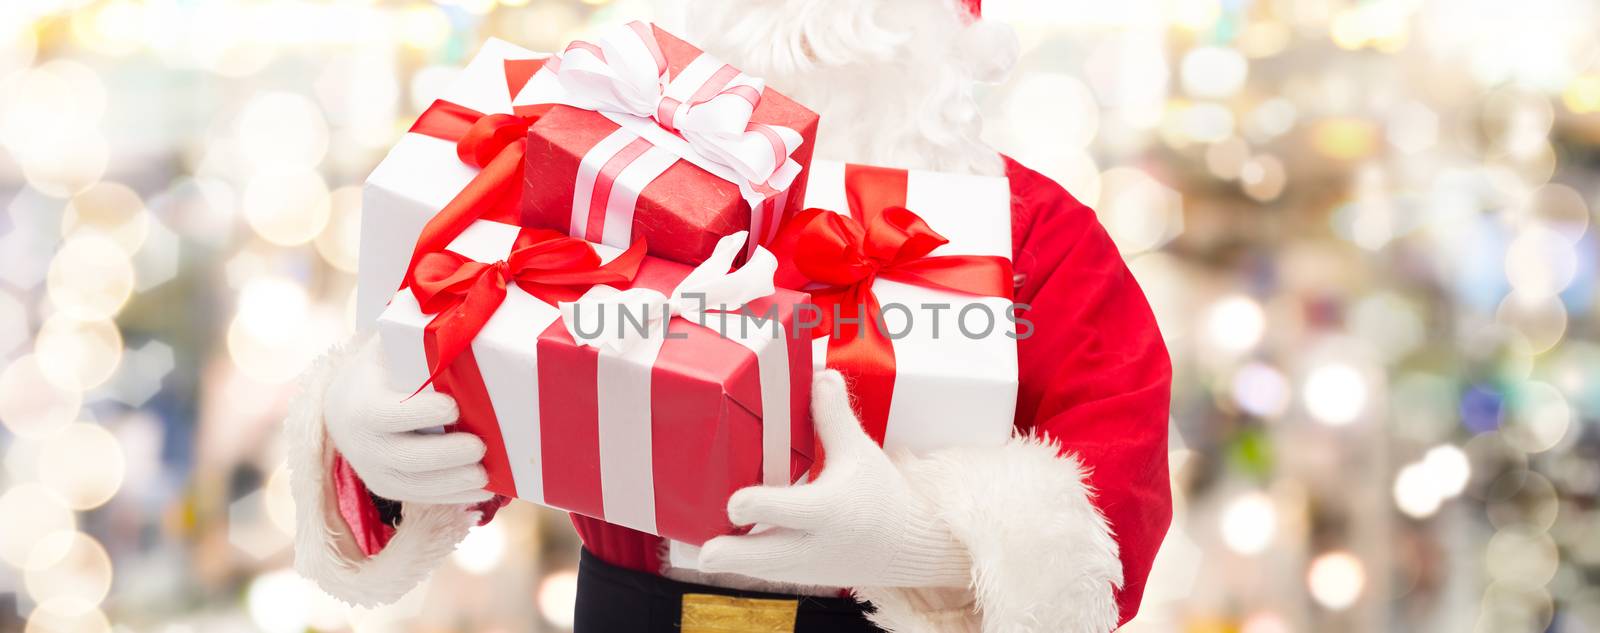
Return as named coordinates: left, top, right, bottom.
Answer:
left=356, top=39, right=553, bottom=326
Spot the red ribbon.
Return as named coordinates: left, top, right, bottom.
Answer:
left=411, top=228, right=646, bottom=391
left=396, top=57, right=653, bottom=388
left=767, top=164, right=1013, bottom=444
left=400, top=58, right=555, bottom=294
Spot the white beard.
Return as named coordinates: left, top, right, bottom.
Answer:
left=665, top=0, right=1018, bottom=176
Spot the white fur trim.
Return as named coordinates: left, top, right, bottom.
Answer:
left=856, top=435, right=1122, bottom=633
left=286, top=333, right=481, bottom=607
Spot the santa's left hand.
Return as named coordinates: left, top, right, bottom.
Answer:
left=698, top=370, right=972, bottom=588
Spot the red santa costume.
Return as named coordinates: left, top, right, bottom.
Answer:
left=285, top=1, right=1172, bottom=631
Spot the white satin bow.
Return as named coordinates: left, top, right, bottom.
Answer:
left=547, top=21, right=803, bottom=190
left=561, top=231, right=778, bottom=356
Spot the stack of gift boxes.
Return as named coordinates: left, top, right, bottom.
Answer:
left=355, top=22, right=1020, bottom=546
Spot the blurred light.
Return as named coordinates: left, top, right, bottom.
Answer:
left=1518, top=183, right=1590, bottom=243
left=0, top=483, right=77, bottom=568
left=1488, top=471, right=1560, bottom=532
left=1495, top=292, right=1567, bottom=354
left=454, top=0, right=497, bottom=14
left=1220, top=492, right=1277, bottom=555
left=226, top=279, right=330, bottom=384
left=69, top=0, right=146, bottom=57
left=246, top=570, right=314, bottom=633
left=1168, top=0, right=1220, bottom=31
left=1239, top=154, right=1287, bottom=202
left=1329, top=4, right=1412, bottom=51
left=1423, top=445, right=1472, bottom=498
left=37, top=422, right=125, bottom=510
left=1204, top=137, right=1249, bottom=180
left=0, top=60, right=110, bottom=197
left=1081, top=34, right=1169, bottom=131
left=46, top=233, right=135, bottom=321
left=1303, top=363, right=1367, bottom=425
left=228, top=489, right=292, bottom=560
left=34, top=316, right=123, bottom=392
left=1308, top=551, right=1365, bottom=610
left=149, top=177, right=237, bottom=250
left=0, top=60, right=107, bottom=154
left=0, top=289, right=28, bottom=358
left=1180, top=46, right=1248, bottom=99
left=1486, top=529, right=1559, bottom=590
left=105, top=340, right=174, bottom=408
left=1395, top=462, right=1443, bottom=518
left=1505, top=227, right=1577, bottom=299
left=264, top=462, right=297, bottom=537
left=1503, top=382, right=1572, bottom=453
left=61, top=182, right=150, bottom=254
left=1311, top=118, right=1379, bottom=161
left=0, top=355, right=82, bottom=439
left=399, top=5, right=451, bottom=50
left=1240, top=611, right=1291, bottom=633
left=1386, top=101, right=1439, bottom=154
left=1349, top=293, right=1424, bottom=363
left=1170, top=102, right=1235, bottom=145
left=0, top=13, right=38, bottom=77
left=235, top=277, right=310, bottom=346
left=1005, top=73, right=1099, bottom=150
left=1238, top=22, right=1291, bottom=58
left=410, top=64, right=463, bottom=113
left=132, top=217, right=181, bottom=292
left=1097, top=167, right=1183, bottom=254
left=538, top=567, right=580, bottom=629
left=452, top=522, right=508, bottom=575
left=1232, top=362, right=1290, bottom=419
left=1244, top=99, right=1297, bottom=142
left=1564, top=73, right=1600, bottom=114
left=237, top=92, right=330, bottom=171
left=1204, top=295, right=1265, bottom=353
left=24, top=531, right=113, bottom=606
left=315, top=186, right=362, bottom=273
left=242, top=167, right=332, bottom=246
left=24, top=596, right=109, bottom=633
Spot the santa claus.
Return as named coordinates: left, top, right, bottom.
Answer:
left=285, top=0, right=1173, bottom=631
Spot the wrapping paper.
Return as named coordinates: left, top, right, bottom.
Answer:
left=790, top=160, right=1019, bottom=457
left=513, top=22, right=819, bottom=265
left=376, top=221, right=815, bottom=545
left=357, top=39, right=550, bottom=326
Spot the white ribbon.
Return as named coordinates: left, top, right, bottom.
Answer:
left=560, top=231, right=777, bottom=357
left=540, top=21, right=805, bottom=199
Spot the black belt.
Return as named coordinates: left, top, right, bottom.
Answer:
left=575, top=548, right=884, bottom=633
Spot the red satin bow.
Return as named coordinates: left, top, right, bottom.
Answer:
left=401, top=58, right=555, bottom=293
left=767, top=164, right=1013, bottom=445
left=412, top=228, right=647, bottom=389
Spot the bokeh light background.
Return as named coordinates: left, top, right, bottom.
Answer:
left=2, top=0, right=1599, bottom=631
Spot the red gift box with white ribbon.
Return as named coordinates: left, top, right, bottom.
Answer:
left=512, top=21, right=820, bottom=265
left=376, top=223, right=814, bottom=544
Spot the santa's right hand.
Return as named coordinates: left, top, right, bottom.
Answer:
left=322, top=338, right=493, bottom=504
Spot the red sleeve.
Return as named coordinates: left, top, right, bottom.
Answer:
left=1005, top=156, right=1173, bottom=626
left=331, top=451, right=509, bottom=557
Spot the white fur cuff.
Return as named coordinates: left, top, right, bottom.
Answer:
left=285, top=334, right=480, bottom=607
left=858, top=435, right=1122, bottom=633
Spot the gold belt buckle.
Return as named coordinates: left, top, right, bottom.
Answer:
left=680, top=592, right=799, bottom=633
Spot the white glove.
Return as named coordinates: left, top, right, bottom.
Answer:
left=697, top=370, right=972, bottom=588
left=322, top=338, right=493, bottom=505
